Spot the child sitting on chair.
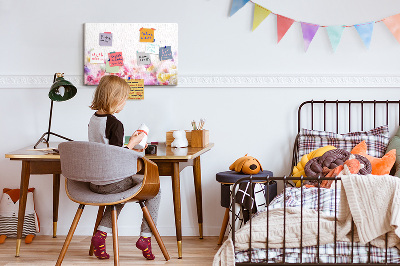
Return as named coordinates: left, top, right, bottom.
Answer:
left=88, top=75, right=161, bottom=260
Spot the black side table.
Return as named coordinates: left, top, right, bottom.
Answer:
left=216, top=170, right=276, bottom=245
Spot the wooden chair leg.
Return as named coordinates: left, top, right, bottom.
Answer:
left=139, top=201, right=170, bottom=261
left=89, top=206, right=105, bottom=256
left=56, top=204, right=85, bottom=266
left=111, top=205, right=119, bottom=266
left=218, top=208, right=230, bottom=245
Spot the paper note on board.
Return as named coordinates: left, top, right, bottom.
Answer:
left=159, top=46, right=173, bottom=60
left=99, top=32, right=112, bottom=46
left=127, top=79, right=144, bottom=100
left=140, top=28, right=155, bottom=42
left=90, top=50, right=105, bottom=63
left=145, top=43, right=159, bottom=54
left=109, top=52, right=123, bottom=67
left=137, top=52, right=151, bottom=65
left=105, top=61, right=120, bottom=73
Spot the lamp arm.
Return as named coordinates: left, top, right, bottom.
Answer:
left=46, top=100, right=54, bottom=143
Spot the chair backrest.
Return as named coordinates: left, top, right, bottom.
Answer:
left=59, top=141, right=142, bottom=183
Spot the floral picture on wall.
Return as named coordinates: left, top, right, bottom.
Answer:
left=84, top=23, right=178, bottom=86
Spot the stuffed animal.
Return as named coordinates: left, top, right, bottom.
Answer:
left=351, top=140, right=396, bottom=175
left=230, top=154, right=263, bottom=175
left=171, top=130, right=188, bottom=148
left=0, top=188, right=39, bottom=244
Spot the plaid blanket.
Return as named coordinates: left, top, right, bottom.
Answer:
left=235, top=186, right=400, bottom=263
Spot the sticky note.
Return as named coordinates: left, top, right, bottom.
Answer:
left=137, top=52, right=151, bottom=65
left=159, top=46, right=173, bottom=60
left=90, top=50, right=105, bottom=64
left=109, top=52, right=123, bottom=67
left=139, top=28, right=155, bottom=42
left=99, top=32, right=112, bottom=46
left=145, top=43, right=159, bottom=54
left=105, top=61, right=120, bottom=73
left=127, top=79, right=144, bottom=100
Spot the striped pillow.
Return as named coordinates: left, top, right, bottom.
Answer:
left=296, top=125, right=390, bottom=164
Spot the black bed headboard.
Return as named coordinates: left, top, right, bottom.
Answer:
left=292, top=100, right=400, bottom=169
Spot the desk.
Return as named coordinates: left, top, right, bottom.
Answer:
left=5, top=142, right=213, bottom=258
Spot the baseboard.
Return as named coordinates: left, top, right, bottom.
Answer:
left=38, top=225, right=223, bottom=237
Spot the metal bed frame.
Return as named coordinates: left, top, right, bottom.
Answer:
left=232, top=100, right=400, bottom=265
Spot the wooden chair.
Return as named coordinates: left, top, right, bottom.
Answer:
left=56, top=141, right=170, bottom=266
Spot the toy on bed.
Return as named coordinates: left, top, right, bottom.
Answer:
left=0, top=188, right=39, bottom=244
left=229, top=154, right=263, bottom=175
left=351, top=140, right=396, bottom=175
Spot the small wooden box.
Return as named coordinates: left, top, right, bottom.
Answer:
left=191, top=130, right=209, bottom=148
left=166, top=130, right=192, bottom=146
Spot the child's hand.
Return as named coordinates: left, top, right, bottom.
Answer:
left=126, top=131, right=145, bottom=150
left=133, top=143, right=148, bottom=153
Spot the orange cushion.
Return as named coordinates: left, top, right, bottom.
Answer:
left=351, top=140, right=396, bottom=175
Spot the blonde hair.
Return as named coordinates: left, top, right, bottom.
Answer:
left=90, top=75, right=130, bottom=114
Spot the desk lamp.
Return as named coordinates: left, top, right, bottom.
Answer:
left=33, top=73, right=77, bottom=149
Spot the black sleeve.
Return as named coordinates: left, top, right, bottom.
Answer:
left=105, top=115, right=124, bottom=147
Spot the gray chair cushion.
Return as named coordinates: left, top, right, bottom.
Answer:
left=59, top=141, right=142, bottom=183
left=66, top=175, right=144, bottom=204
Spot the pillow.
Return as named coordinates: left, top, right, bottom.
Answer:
left=296, top=125, right=390, bottom=163
left=351, top=140, right=396, bottom=175
left=386, top=127, right=400, bottom=177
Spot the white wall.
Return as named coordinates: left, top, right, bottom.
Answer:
left=1, top=0, right=400, bottom=236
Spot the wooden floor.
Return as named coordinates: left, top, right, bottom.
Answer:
left=0, top=236, right=223, bottom=265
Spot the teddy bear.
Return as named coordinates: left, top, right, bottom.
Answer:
left=171, top=130, right=188, bottom=148
left=0, top=188, right=39, bottom=244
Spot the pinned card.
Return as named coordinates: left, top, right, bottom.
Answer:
left=99, top=32, right=112, bottom=46
left=105, top=61, right=120, bottom=73
left=90, top=50, right=105, bottom=64
left=159, top=46, right=173, bottom=60
left=140, top=28, right=155, bottom=42
left=145, top=43, right=159, bottom=54
left=137, top=52, right=151, bottom=65
left=127, top=79, right=144, bottom=100
left=109, top=52, right=123, bottom=67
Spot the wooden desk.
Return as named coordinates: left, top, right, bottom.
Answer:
left=5, top=142, right=214, bottom=259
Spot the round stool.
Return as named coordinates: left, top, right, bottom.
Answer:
left=216, top=170, right=275, bottom=245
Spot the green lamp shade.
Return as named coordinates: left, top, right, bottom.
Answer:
left=48, top=76, right=77, bottom=102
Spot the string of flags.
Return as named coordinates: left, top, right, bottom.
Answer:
left=230, top=0, right=400, bottom=52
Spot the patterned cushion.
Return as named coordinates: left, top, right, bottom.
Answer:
left=296, top=125, right=390, bottom=164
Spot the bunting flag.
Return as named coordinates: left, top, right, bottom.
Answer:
left=253, top=4, right=271, bottom=31
left=229, top=1, right=400, bottom=52
left=277, top=15, right=295, bottom=43
left=326, top=26, right=345, bottom=52
left=230, top=0, right=250, bottom=17
left=354, top=22, right=374, bottom=49
left=383, top=14, right=400, bottom=44
left=301, top=22, right=319, bottom=52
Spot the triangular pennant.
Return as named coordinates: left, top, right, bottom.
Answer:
left=383, top=14, right=400, bottom=44
left=326, top=25, right=345, bottom=53
left=354, top=22, right=374, bottom=49
left=277, top=15, right=295, bottom=43
left=252, top=4, right=271, bottom=31
left=230, top=0, right=250, bottom=17
left=301, top=22, right=320, bottom=52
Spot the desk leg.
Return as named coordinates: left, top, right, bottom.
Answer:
left=53, top=174, right=60, bottom=238
left=193, top=157, right=203, bottom=239
left=16, top=161, right=31, bottom=257
left=171, top=162, right=182, bottom=259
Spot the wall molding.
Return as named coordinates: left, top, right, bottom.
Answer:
left=1, top=75, right=399, bottom=88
